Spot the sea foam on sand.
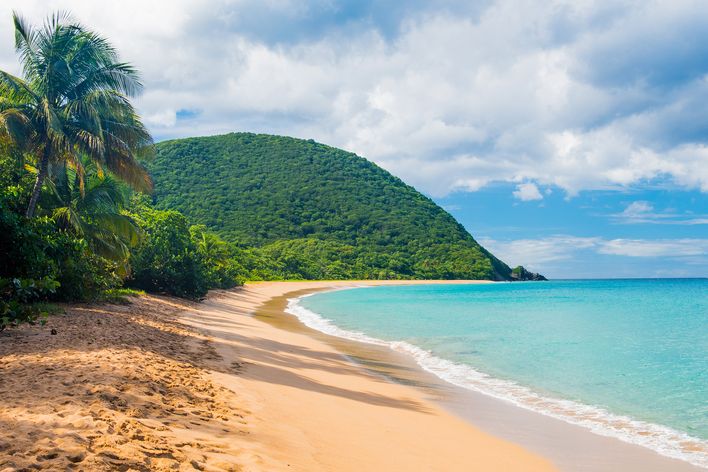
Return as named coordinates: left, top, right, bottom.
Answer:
left=287, top=294, right=708, bottom=469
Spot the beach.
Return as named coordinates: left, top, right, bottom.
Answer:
left=1, top=4, right=705, bottom=472
left=0, top=280, right=703, bottom=471
left=186, top=280, right=556, bottom=471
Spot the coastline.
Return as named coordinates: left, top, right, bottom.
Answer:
left=182, top=280, right=556, bottom=471
left=232, top=281, right=704, bottom=471
left=0, top=280, right=702, bottom=470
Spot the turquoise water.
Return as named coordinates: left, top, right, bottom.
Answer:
left=290, top=280, right=708, bottom=466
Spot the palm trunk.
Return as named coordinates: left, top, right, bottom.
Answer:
left=25, top=147, right=50, bottom=218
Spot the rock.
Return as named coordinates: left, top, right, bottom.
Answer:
left=510, top=266, right=547, bottom=281
left=191, top=460, right=205, bottom=470
left=67, top=451, right=86, bottom=463
left=37, top=451, right=59, bottom=460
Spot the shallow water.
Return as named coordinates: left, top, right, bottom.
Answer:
left=291, top=279, right=708, bottom=467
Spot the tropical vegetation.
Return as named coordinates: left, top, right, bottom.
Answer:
left=0, top=12, right=242, bottom=324
left=0, top=12, right=538, bottom=330
left=149, top=133, right=514, bottom=280
left=0, top=12, right=153, bottom=218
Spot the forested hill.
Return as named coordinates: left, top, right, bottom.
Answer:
left=148, top=133, right=515, bottom=280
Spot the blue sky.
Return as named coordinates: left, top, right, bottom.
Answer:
left=440, top=186, right=707, bottom=278
left=1, top=1, right=706, bottom=277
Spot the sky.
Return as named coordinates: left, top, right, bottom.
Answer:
left=0, top=0, right=706, bottom=278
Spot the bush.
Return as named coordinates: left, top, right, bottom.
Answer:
left=190, top=225, right=244, bottom=289
left=99, top=288, right=145, bottom=304
left=127, top=204, right=209, bottom=299
left=0, top=198, right=55, bottom=280
left=0, top=196, right=121, bottom=301
left=0, top=277, right=59, bottom=331
left=48, top=236, right=122, bottom=301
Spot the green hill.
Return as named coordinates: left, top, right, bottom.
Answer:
left=148, top=132, right=515, bottom=280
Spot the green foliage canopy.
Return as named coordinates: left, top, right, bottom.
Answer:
left=149, top=133, right=513, bottom=280
left=125, top=198, right=242, bottom=299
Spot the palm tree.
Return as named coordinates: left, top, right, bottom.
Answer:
left=45, top=157, right=141, bottom=276
left=0, top=11, right=153, bottom=218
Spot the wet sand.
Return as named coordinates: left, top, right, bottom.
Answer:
left=235, top=281, right=704, bottom=471
left=183, top=280, right=554, bottom=471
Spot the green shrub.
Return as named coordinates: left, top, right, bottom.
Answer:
left=127, top=203, right=209, bottom=299
left=99, top=287, right=145, bottom=304
left=0, top=277, right=59, bottom=331
left=0, top=196, right=121, bottom=301
left=0, top=198, right=56, bottom=280
left=189, top=225, right=244, bottom=289
left=48, top=236, right=122, bottom=301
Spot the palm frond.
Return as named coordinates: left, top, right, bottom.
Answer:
left=69, top=62, right=142, bottom=100
left=64, top=152, right=86, bottom=197
left=101, top=131, right=153, bottom=192
left=52, top=205, right=84, bottom=235
left=4, top=10, right=154, bottom=219
left=12, top=11, right=41, bottom=81
left=92, top=213, right=141, bottom=247
left=80, top=173, right=125, bottom=212
left=87, top=227, right=131, bottom=266
left=0, top=107, right=31, bottom=148
left=0, top=70, right=38, bottom=103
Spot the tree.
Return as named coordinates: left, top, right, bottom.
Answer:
left=45, top=158, right=141, bottom=276
left=127, top=203, right=209, bottom=299
left=190, top=225, right=242, bottom=288
left=0, top=11, right=153, bottom=218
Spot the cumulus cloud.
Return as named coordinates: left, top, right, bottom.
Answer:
left=513, top=183, right=543, bottom=201
left=2, top=0, right=708, bottom=197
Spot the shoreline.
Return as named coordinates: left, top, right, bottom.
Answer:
left=183, top=280, right=557, bottom=471
left=239, top=281, right=704, bottom=471
left=0, top=280, right=702, bottom=470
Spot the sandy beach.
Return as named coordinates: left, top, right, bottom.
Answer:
left=185, top=280, right=559, bottom=471
left=0, top=280, right=551, bottom=471
left=0, top=280, right=703, bottom=471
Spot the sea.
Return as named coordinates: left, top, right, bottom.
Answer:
left=287, top=279, right=708, bottom=468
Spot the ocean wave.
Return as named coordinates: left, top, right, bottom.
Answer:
left=285, top=295, right=708, bottom=469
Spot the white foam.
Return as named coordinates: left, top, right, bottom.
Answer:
left=286, top=294, right=708, bottom=469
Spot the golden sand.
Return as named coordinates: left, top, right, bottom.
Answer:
left=0, top=281, right=555, bottom=471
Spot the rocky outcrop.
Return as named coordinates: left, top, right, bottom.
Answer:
left=510, top=266, right=547, bottom=281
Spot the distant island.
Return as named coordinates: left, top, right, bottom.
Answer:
left=150, top=132, right=544, bottom=282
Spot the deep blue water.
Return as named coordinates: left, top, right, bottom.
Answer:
left=290, top=280, right=708, bottom=466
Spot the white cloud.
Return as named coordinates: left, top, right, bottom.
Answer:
left=481, top=235, right=708, bottom=274
left=479, top=235, right=600, bottom=268
left=610, top=200, right=708, bottom=225
left=513, top=182, right=543, bottom=201
left=621, top=201, right=654, bottom=218
left=2, top=1, right=708, bottom=197
left=597, top=239, right=708, bottom=257
left=144, top=109, right=177, bottom=128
